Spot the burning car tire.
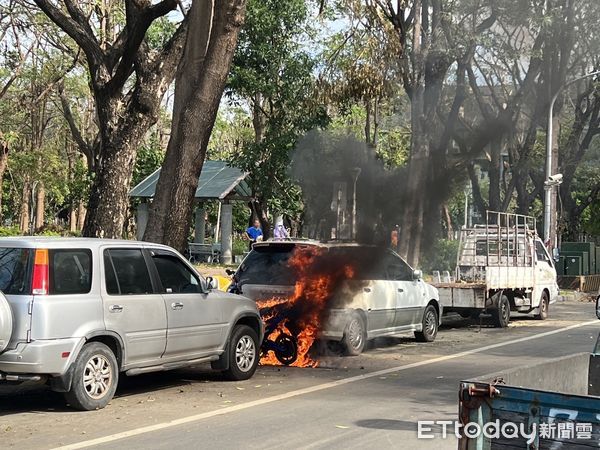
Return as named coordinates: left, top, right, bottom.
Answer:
left=224, top=325, right=259, bottom=381
left=414, top=305, right=438, bottom=342
left=0, top=291, right=12, bottom=354
left=274, top=334, right=298, bottom=365
left=343, top=312, right=366, bottom=356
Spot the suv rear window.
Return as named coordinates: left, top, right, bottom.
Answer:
left=0, top=248, right=32, bottom=295
left=49, top=249, right=92, bottom=295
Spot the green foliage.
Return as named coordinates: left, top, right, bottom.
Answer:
left=420, top=239, right=460, bottom=274
left=133, top=135, right=165, bottom=187
left=0, top=226, right=21, bottom=237
left=226, top=0, right=329, bottom=222
left=146, top=16, right=177, bottom=50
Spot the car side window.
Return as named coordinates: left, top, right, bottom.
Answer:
left=104, top=249, right=153, bottom=295
left=384, top=253, right=412, bottom=281
left=50, top=249, right=92, bottom=295
left=151, top=252, right=202, bottom=294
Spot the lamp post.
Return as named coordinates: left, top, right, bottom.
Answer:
left=544, top=70, right=600, bottom=251
left=351, top=167, right=361, bottom=240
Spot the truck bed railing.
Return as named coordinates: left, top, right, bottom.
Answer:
left=457, top=211, right=537, bottom=283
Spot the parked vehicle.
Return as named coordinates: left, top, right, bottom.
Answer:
left=434, top=211, right=559, bottom=327
left=228, top=240, right=442, bottom=356
left=0, top=238, right=263, bottom=410
left=458, top=305, right=600, bottom=448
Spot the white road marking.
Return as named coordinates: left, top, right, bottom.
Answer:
left=54, top=320, right=599, bottom=450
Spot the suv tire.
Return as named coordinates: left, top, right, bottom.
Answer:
left=0, top=292, right=12, bottom=353
left=223, top=325, right=259, bottom=381
left=415, top=305, right=438, bottom=342
left=343, top=312, right=366, bottom=356
left=64, top=342, right=119, bottom=411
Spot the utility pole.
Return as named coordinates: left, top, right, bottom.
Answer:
left=544, top=71, right=600, bottom=255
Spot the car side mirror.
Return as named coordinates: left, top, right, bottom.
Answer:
left=225, top=269, right=235, bottom=276
left=412, top=269, right=423, bottom=280
left=596, top=295, right=600, bottom=320
left=206, top=276, right=219, bottom=291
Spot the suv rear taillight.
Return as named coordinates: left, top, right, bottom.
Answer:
left=32, top=249, right=49, bottom=295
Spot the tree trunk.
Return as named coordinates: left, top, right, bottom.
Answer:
left=441, top=203, right=453, bottom=240
left=35, top=183, right=45, bottom=230
left=70, top=208, right=77, bottom=232
left=0, top=142, right=9, bottom=222
left=77, top=202, right=86, bottom=231
left=489, top=138, right=501, bottom=211
left=19, top=180, right=30, bottom=233
left=144, top=0, right=247, bottom=252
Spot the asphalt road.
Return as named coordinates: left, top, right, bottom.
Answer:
left=1, top=299, right=599, bottom=450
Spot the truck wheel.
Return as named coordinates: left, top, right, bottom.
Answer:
left=64, top=342, right=119, bottom=411
left=343, top=313, right=366, bottom=356
left=223, top=325, right=259, bottom=381
left=0, top=292, right=12, bottom=354
left=492, top=295, right=510, bottom=328
left=535, top=291, right=549, bottom=320
left=415, top=305, right=438, bottom=342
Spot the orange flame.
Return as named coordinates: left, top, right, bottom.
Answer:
left=258, top=246, right=356, bottom=368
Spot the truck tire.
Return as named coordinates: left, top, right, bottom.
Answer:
left=415, top=305, right=439, bottom=342
left=535, top=291, right=549, bottom=320
left=64, top=342, right=119, bottom=411
left=343, top=312, right=366, bottom=356
left=223, top=325, right=259, bottom=381
left=491, top=295, right=510, bottom=328
left=0, top=292, right=13, bottom=354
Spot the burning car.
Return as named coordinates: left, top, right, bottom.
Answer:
left=227, top=240, right=442, bottom=366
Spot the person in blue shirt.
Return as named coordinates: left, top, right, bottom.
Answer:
left=245, top=219, right=263, bottom=250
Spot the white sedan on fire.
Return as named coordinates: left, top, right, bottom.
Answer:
left=228, top=240, right=442, bottom=355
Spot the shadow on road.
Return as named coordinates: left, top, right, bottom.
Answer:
left=355, top=418, right=416, bottom=431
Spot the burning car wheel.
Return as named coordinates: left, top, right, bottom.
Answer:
left=274, top=334, right=298, bottom=365
left=224, top=325, right=259, bottom=381
left=343, top=313, right=366, bottom=356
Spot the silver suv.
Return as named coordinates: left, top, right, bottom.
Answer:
left=0, top=238, right=263, bottom=410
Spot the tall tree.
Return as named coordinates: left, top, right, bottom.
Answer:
left=31, top=0, right=186, bottom=238
left=226, top=0, right=328, bottom=238
left=144, top=0, right=247, bottom=251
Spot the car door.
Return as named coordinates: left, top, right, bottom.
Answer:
left=147, top=248, right=225, bottom=359
left=384, top=251, right=426, bottom=328
left=102, top=247, right=167, bottom=366
left=346, top=249, right=397, bottom=336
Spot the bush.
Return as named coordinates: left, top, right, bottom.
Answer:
left=420, top=239, right=460, bottom=275
left=0, top=226, right=21, bottom=237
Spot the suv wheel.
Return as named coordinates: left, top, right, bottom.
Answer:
left=64, top=342, right=118, bottom=411
left=343, top=312, right=366, bottom=356
left=415, top=305, right=438, bottom=342
left=223, top=325, right=259, bottom=381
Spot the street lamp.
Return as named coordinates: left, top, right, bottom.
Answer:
left=351, top=167, right=361, bottom=240
left=544, top=70, right=600, bottom=250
